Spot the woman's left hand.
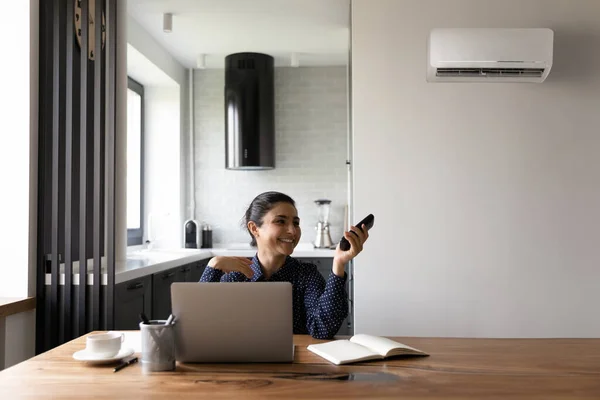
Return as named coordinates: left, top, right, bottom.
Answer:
left=332, top=224, right=369, bottom=276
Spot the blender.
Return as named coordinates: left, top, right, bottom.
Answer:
left=314, top=199, right=334, bottom=248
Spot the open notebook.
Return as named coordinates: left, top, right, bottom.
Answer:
left=307, top=334, right=429, bottom=365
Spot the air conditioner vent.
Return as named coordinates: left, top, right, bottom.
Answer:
left=427, top=28, right=554, bottom=83
left=436, top=67, right=545, bottom=78
left=237, top=58, right=255, bottom=70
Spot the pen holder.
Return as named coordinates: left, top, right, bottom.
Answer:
left=139, top=320, right=176, bottom=372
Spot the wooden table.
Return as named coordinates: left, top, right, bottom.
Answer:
left=0, top=333, right=598, bottom=399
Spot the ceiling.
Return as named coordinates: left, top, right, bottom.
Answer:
left=126, top=0, right=350, bottom=69
left=127, top=44, right=179, bottom=86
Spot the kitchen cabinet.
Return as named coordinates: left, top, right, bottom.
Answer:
left=152, top=261, right=209, bottom=320
left=152, top=267, right=179, bottom=320
left=114, top=275, right=152, bottom=330
left=177, top=264, right=192, bottom=282
left=190, top=259, right=209, bottom=282
left=298, top=257, right=334, bottom=277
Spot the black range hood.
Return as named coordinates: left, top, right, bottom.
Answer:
left=225, top=52, right=275, bottom=170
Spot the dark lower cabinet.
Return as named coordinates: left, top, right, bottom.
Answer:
left=298, top=257, right=352, bottom=336
left=300, top=257, right=334, bottom=277
left=152, top=261, right=209, bottom=320
left=190, top=259, right=209, bottom=282
left=177, top=264, right=192, bottom=282
left=113, top=259, right=208, bottom=327
left=114, top=275, right=152, bottom=330
left=152, top=267, right=179, bottom=320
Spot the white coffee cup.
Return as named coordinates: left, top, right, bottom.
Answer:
left=85, top=332, right=124, bottom=358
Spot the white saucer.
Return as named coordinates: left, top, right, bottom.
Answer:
left=73, top=347, right=135, bottom=364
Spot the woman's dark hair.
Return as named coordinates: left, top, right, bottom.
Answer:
left=243, top=191, right=296, bottom=247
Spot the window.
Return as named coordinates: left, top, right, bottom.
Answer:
left=127, top=78, right=144, bottom=245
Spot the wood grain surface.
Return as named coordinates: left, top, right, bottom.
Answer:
left=0, top=333, right=598, bottom=399
left=0, top=297, right=35, bottom=318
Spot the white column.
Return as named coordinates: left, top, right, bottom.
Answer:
left=28, top=0, right=40, bottom=296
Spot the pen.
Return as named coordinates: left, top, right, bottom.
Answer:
left=113, top=357, right=138, bottom=373
left=139, top=313, right=150, bottom=324
left=165, top=314, right=175, bottom=325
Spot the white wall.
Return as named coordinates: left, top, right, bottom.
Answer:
left=145, top=87, right=181, bottom=248
left=2, top=311, right=35, bottom=369
left=0, top=0, right=37, bottom=298
left=0, top=0, right=38, bottom=371
left=192, top=67, right=348, bottom=245
left=352, top=0, right=600, bottom=338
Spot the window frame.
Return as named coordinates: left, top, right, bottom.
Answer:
left=127, top=77, right=145, bottom=245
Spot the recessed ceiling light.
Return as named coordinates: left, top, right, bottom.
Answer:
left=196, top=54, right=206, bottom=69
left=291, top=53, right=299, bottom=67
left=163, top=13, right=173, bottom=33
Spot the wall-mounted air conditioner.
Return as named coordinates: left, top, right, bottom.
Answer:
left=427, top=28, right=554, bottom=83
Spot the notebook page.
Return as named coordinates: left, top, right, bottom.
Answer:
left=307, top=340, right=381, bottom=365
left=350, top=334, right=425, bottom=357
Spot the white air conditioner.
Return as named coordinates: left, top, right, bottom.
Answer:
left=427, top=28, right=554, bottom=83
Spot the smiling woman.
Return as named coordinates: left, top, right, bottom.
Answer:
left=199, top=191, right=369, bottom=339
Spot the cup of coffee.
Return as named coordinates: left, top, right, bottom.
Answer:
left=85, top=332, right=124, bottom=358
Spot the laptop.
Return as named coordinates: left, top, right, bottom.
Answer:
left=170, top=282, right=294, bottom=363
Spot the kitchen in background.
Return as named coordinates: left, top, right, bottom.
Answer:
left=27, top=0, right=356, bottom=355
left=190, top=66, right=348, bottom=246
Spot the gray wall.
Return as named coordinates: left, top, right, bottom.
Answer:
left=192, top=67, right=348, bottom=245
left=352, top=0, right=600, bottom=337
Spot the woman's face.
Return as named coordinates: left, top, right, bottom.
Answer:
left=251, top=202, right=301, bottom=256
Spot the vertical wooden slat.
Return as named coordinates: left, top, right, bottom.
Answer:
left=92, top=0, right=103, bottom=330
left=36, top=0, right=53, bottom=354
left=78, top=0, right=89, bottom=338
left=64, top=0, right=74, bottom=342
left=105, top=0, right=116, bottom=329
left=35, top=1, right=52, bottom=354
left=50, top=0, right=62, bottom=349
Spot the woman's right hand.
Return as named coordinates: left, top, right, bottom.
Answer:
left=207, top=256, right=254, bottom=279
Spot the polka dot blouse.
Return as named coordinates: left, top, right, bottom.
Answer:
left=200, top=255, right=348, bottom=339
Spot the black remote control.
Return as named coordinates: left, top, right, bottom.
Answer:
left=339, top=214, right=375, bottom=251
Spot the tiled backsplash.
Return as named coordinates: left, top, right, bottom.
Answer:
left=190, top=67, right=348, bottom=245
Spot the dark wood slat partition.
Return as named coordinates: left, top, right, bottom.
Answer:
left=36, top=0, right=119, bottom=353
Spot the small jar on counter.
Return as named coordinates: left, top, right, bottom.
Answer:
left=201, top=224, right=213, bottom=248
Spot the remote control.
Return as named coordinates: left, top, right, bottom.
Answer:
left=339, top=214, right=374, bottom=251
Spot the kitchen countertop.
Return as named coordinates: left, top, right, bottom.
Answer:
left=44, top=244, right=336, bottom=285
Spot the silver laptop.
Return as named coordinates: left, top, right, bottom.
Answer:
left=171, top=282, right=294, bottom=363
